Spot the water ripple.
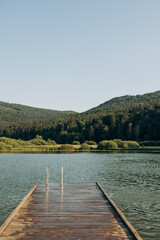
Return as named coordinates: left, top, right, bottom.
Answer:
left=0, top=153, right=160, bottom=240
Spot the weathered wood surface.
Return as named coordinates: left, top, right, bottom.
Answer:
left=0, top=183, right=142, bottom=240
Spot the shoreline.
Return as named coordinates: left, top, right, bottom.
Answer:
left=0, top=147, right=160, bottom=154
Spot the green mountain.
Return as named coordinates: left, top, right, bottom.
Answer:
left=84, top=90, right=160, bottom=115
left=0, top=91, right=160, bottom=142
left=0, top=101, right=77, bottom=123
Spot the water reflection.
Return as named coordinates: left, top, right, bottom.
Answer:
left=0, top=153, right=159, bottom=240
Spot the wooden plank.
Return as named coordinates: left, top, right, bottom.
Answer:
left=0, top=237, right=133, bottom=240
left=0, top=182, right=40, bottom=235
left=96, top=182, right=142, bottom=240
left=0, top=183, right=142, bottom=239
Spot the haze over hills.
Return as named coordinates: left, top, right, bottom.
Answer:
left=0, top=101, right=77, bottom=123
left=0, top=90, right=160, bottom=142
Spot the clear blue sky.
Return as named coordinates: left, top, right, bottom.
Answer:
left=0, top=0, right=160, bottom=112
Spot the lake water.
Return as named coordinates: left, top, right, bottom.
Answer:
left=0, top=153, right=159, bottom=239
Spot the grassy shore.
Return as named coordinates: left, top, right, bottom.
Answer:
left=1, top=144, right=160, bottom=153
left=0, top=144, right=96, bottom=153
left=0, top=136, right=160, bottom=153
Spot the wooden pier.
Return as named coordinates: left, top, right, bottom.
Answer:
left=0, top=183, right=142, bottom=240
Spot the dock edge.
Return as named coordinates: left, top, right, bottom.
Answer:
left=0, top=182, right=40, bottom=235
left=96, top=182, right=143, bottom=240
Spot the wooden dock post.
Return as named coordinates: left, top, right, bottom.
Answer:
left=46, top=165, right=49, bottom=190
left=61, top=165, right=63, bottom=194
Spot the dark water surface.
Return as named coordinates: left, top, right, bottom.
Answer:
left=0, top=153, right=159, bottom=239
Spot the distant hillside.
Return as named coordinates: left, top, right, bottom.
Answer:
left=0, top=101, right=77, bottom=123
left=84, top=91, right=160, bottom=115
left=0, top=91, right=160, bottom=142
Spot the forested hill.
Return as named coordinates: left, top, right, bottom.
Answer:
left=0, top=91, right=160, bottom=142
left=0, top=101, right=77, bottom=123
left=84, top=91, right=160, bottom=116
left=1, top=91, right=159, bottom=123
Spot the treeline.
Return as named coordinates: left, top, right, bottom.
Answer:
left=0, top=101, right=160, bottom=143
